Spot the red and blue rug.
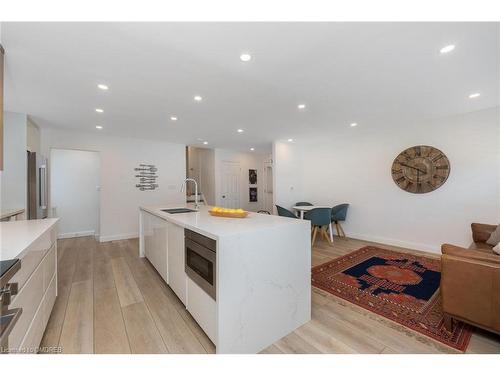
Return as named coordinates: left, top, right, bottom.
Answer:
left=311, top=246, right=473, bottom=351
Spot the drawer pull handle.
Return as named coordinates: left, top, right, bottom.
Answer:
left=0, top=283, right=19, bottom=306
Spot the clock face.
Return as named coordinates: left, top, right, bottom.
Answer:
left=391, top=145, right=450, bottom=194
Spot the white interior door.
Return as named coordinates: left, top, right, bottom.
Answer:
left=263, top=163, right=273, bottom=212
left=221, top=161, right=240, bottom=208
left=50, top=148, right=100, bottom=238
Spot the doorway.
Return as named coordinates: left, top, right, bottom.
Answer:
left=50, top=148, right=100, bottom=239
left=263, top=160, right=274, bottom=213
left=220, top=161, right=240, bottom=208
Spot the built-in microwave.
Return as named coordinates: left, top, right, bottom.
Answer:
left=185, top=229, right=216, bottom=300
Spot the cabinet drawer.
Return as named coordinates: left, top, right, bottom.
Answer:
left=42, top=243, right=56, bottom=291
left=43, top=273, right=57, bottom=327
left=9, top=249, right=47, bottom=292
left=8, top=259, right=45, bottom=350
left=18, top=274, right=57, bottom=353
left=9, top=226, right=56, bottom=291
left=186, top=277, right=216, bottom=344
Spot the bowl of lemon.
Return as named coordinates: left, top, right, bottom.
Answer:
left=208, top=207, right=249, bottom=218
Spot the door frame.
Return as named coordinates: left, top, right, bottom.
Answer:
left=49, top=147, right=101, bottom=239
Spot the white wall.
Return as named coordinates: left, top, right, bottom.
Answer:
left=214, top=149, right=269, bottom=212
left=40, top=127, right=186, bottom=241
left=274, top=108, right=500, bottom=253
left=1, top=111, right=27, bottom=211
left=51, top=149, right=100, bottom=238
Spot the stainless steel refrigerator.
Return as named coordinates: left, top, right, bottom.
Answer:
left=27, top=151, right=48, bottom=219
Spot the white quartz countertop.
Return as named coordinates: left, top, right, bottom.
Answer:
left=140, top=205, right=307, bottom=240
left=1, top=208, right=25, bottom=220
left=0, top=218, right=59, bottom=261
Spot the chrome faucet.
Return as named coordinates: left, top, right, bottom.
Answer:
left=181, top=178, right=199, bottom=210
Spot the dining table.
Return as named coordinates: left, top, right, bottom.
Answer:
left=292, top=205, right=334, bottom=243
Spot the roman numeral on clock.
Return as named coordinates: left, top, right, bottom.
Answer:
left=432, top=154, right=444, bottom=162
left=396, top=176, right=405, bottom=183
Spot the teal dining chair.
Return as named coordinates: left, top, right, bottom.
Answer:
left=295, top=201, right=313, bottom=206
left=275, top=205, right=297, bottom=218
left=331, top=204, right=349, bottom=238
left=304, top=207, right=333, bottom=247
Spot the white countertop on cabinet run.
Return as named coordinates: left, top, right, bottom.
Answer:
left=140, top=205, right=304, bottom=240
left=1, top=208, right=25, bottom=220
left=0, top=218, right=59, bottom=261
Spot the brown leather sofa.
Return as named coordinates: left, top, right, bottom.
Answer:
left=441, top=223, right=500, bottom=335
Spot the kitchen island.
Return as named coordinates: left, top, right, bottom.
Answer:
left=139, top=205, right=311, bottom=354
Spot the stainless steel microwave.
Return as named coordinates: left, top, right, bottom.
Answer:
left=185, top=229, right=216, bottom=300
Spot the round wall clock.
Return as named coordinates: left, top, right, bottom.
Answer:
left=391, top=145, right=450, bottom=194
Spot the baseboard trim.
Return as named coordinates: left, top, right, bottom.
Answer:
left=64, top=229, right=440, bottom=253
left=99, top=232, right=139, bottom=242
left=58, top=230, right=95, bottom=239
left=346, top=232, right=441, bottom=254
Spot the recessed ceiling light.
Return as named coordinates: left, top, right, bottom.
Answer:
left=97, top=84, right=108, bottom=90
left=350, top=122, right=358, bottom=127
left=95, top=125, right=103, bottom=129
left=194, top=95, right=203, bottom=102
left=297, top=104, right=306, bottom=110
left=469, top=92, right=481, bottom=99
left=170, top=116, right=178, bottom=121
left=287, top=138, right=293, bottom=142
left=95, top=108, right=104, bottom=113
left=440, top=44, right=455, bottom=54
left=240, top=53, right=252, bottom=62
left=203, top=141, right=208, bottom=145
left=250, top=148, right=255, bottom=151
left=237, top=129, right=244, bottom=133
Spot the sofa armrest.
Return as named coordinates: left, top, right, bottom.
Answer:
left=471, top=223, right=497, bottom=243
left=440, top=251, right=500, bottom=332
left=441, top=243, right=500, bottom=264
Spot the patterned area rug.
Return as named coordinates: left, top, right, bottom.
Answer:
left=311, top=246, right=473, bottom=352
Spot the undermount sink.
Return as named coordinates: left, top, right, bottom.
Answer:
left=161, top=208, right=197, bottom=214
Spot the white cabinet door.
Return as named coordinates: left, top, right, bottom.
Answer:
left=143, top=212, right=168, bottom=282
left=143, top=212, right=153, bottom=260
left=186, top=277, right=216, bottom=344
left=167, top=223, right=186, bottom=305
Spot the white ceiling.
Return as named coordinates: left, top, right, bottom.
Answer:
left=3, top=22, right=499, bottom=152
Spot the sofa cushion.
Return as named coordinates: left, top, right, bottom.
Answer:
left=486, top=224, right=500, bottom=246
left=472, top=223, right=498, bottom=243
left=443, top=244, right=500, bottom=264
left=494, top=243, right=500, bottom=256
left=469, top=241, right=494, bottom=252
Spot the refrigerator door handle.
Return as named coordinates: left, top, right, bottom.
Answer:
left=39, top=165, right=47, bottom=209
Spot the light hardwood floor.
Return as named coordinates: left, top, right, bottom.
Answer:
left=40, top=235, right=500, bottom=354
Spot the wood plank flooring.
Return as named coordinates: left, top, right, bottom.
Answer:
left=40, top=235, right=500, bottom=354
